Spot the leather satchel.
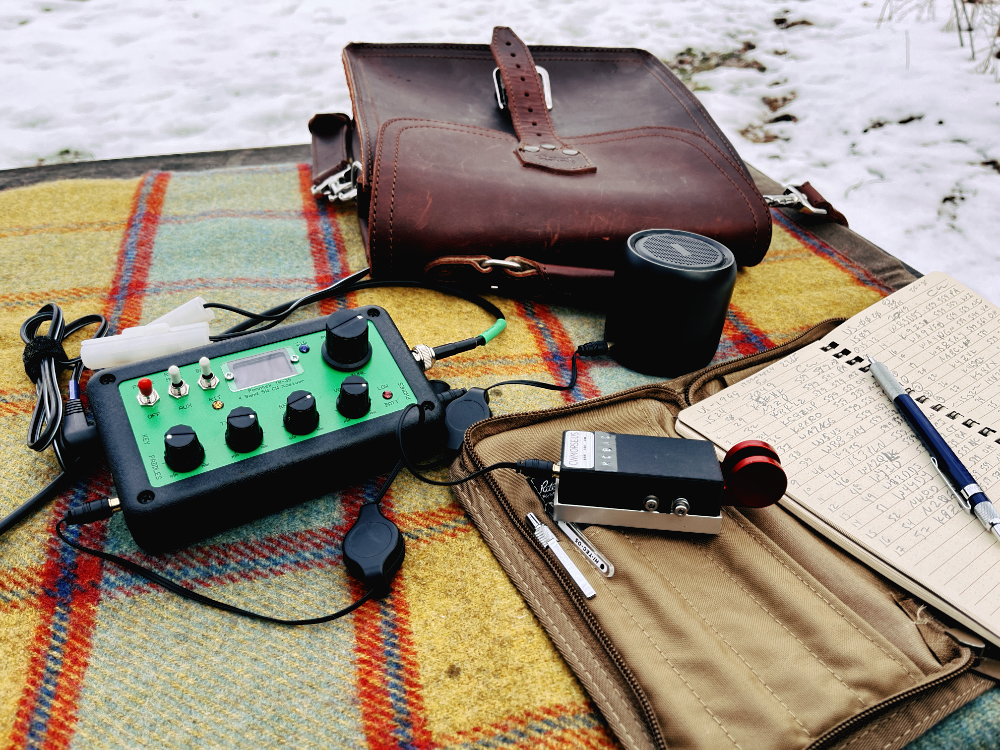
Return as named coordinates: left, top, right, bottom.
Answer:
left=310, top=27, right=772, bottom=295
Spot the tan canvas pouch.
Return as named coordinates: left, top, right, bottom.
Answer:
left=451, top=320, right=994, bottom=750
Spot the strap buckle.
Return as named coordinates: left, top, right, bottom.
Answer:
left=493, top=66, right=553, bottom=111
left=311, top=161, right=360, bottom=203
left=479, top=258, right=529, bottom=272
left=763, top=184, right=828, bottom=216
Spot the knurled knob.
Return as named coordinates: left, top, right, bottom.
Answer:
left=163, top=424, right=205, bottom=473
left=321, top=309, right=372, bottom=371
left=225, top=406, right=263, bottom=453
left=337, top=375, right=371, bottom=419
left=721, top=440, right=787, bottom=508
left=283, top=389, right=319, bottom=435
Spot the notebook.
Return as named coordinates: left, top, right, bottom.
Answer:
left=676, top=272, right=1000, bottom=645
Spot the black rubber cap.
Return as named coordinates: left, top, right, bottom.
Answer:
left=343, top=503, right=405, bottom=598
left=444, top=388, right=491, bottom=451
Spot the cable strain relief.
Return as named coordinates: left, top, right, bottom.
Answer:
left=64, top=398, right=84, bottom=416
left=577, top=340, right=610, bottom=357
left=516, top=459, right=557, bottom=479
left=65, top=497, right=120, bottom=525
left=431, top=337, right=481, bottom=362
left=438, top=388, right=468, bottom=407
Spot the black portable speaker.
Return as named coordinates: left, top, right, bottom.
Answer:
left=605, top=229, right=737, bottom=376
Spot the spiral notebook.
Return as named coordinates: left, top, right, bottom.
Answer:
left=677, top=272, right=1000, bottom=645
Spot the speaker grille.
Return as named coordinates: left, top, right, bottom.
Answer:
left=636, top=233, right=724, bottom=268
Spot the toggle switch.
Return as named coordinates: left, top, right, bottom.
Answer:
left=137, top=377, right=159, bottom=406
left=198, top=356, right=219, bottom=390
left=167, top=365, right=189, bottom=398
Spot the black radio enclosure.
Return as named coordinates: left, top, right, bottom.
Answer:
left=552, top=431, right=724, bottom=534
left=87, top=306, right=443, bottom=552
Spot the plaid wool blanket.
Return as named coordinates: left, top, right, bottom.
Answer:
left=1, top=160, right=997, bottom=748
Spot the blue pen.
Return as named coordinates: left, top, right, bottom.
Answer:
left=868, top=357, right=1000, bottom=541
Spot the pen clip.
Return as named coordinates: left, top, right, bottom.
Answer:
left=931, top=457, right=972, bottom=513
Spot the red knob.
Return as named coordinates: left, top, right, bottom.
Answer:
left=722, top=440, right=787, bottom=508
left=138, top=378, right=154, bottom=397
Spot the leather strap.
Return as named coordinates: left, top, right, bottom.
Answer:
left=490, top=27, right=595, bottom=175
left=424, top=255, right=614, bottom=297
left=308, top=112, right=352, bottom=185
left=795, top=181, right=849, bottom=228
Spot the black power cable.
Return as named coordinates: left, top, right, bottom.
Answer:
left=1, top=305, right=110, bottom=538
left=55, top=460, right=407, bottom=625
left=204, top=268, right=507, bottom=365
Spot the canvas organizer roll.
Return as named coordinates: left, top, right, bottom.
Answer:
left=448, top=319, right=996, bottom=750
left=309, top=27, right=773, bottom=296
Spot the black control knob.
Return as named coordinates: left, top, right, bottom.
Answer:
left=283, top=389, right=319, bottom=435
left=163, top=424, right=205, bottom=473
left=226, top=406, right=263, bottom=453
left=337, top=375, right=371, bottom=419
left=321, top=309, right=373, bottom=371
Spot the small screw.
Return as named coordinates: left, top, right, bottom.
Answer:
left=672, top=498, right=690, bottom=517
left=224, top=372, right=234, bottom=380
left=290, top=354, right=299, bottom=363
left=99, top=373, right=116, bottom=385
left=137, top=490, right=155, bottom=504
left=367, top=308, right=380, bottom=317
left=644, top=496, right=659, bottom=511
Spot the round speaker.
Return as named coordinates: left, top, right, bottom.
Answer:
left=605, top=229, right=736, bottom=376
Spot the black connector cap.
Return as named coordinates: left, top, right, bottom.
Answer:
left=342, top=503, right=405, bottom=599
left=444, top=387, right=491, bottom=451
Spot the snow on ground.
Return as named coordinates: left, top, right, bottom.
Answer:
left=2, top=0, right=998, bottom=303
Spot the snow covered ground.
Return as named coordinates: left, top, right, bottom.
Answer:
left=2, top=0, right=998, bottom=303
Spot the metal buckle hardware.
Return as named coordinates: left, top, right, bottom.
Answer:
left=479, top=258, right=529, bottom=272
left=493, top=66, right=553, bottom=111
left=763, top=184, right=828, bottom=216
left=311, top=161, right=360, bottom=203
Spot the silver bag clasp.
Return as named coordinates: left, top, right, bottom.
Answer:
left=311, top=161, right=361, bottom=203
left=493, top=66, right=553, bottom=111
left=763, top=184, right=828, bottom=216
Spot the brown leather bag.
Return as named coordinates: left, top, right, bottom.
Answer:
left=310, top=27, right=772, bottom=295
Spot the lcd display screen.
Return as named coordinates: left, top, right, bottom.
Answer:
left=228, top=349, right=297, bottom=390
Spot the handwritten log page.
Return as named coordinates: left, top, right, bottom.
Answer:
left=677, top=272, right=1000, bottom=643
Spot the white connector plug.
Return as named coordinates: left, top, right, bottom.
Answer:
left=80, top=297, right=215, bottom=370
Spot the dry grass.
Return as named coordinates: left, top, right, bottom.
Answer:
left=880, top=0, right=1000, bottom=78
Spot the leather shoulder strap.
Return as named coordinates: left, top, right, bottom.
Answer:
left=490, top=27, right=595, bottom=174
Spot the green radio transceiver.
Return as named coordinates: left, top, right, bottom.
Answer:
left=86, top=306, right=444, bottom=551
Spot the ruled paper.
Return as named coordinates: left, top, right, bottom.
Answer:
left=677, top=272, right=1000, bottom=642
